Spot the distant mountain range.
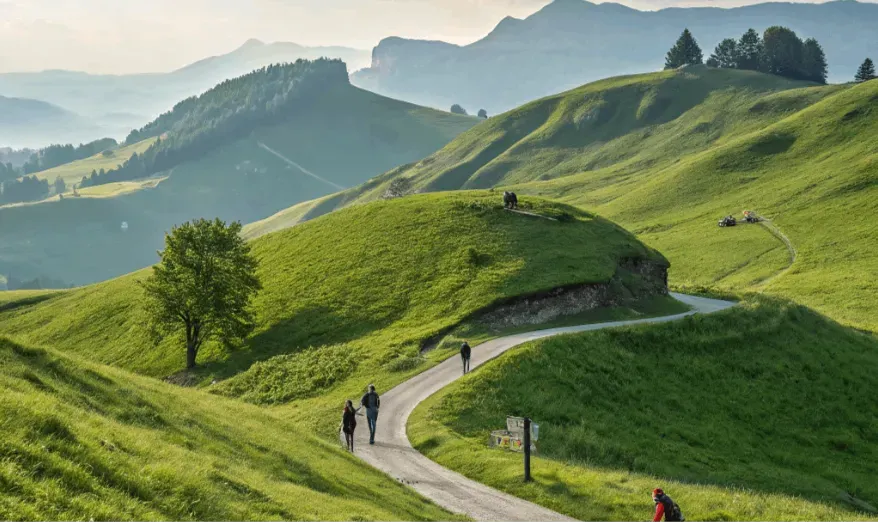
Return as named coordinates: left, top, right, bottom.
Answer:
left=0, top=96, right=103, bottom=149
left=0, top=40, right=370, bottom=148
left=350, top=0, right=878, bottom=114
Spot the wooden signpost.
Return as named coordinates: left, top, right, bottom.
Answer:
left=492, top=416, right=539, bottom=482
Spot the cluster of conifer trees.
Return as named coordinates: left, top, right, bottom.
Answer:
left=665, top=27, right=829, bottom=84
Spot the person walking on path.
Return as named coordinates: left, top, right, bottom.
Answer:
left=342, top=400, right=357, bottom=452
left=652, top=488, right=685, bottom=522
left=460, top=341, right=472, bottom=375
left=361, top=384, right=381, bottom=445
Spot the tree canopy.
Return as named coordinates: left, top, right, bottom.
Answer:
left=763, top=26, right=804, bottom=79
left=664, top=29, right=703, bottom=70
left=737, top=29, right=765, bottom=71
left=855, top=58, right=876, bottom=82
left=450, top=104, right=468, bottom=115
left=704, top=26, right=827, bottom=84
left=801, top=38, right=828, bottom=84
left=0, top=175, right=49, bottom=205
left=141, top=219, right=262, bottom=370
left=21, top=138, right=118, bottom=175
left=707, top=38, right=739, bottom=69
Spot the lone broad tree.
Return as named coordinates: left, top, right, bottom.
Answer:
left=664, top=29, right=703, bottom=70
left=141, top=218, right=262, bottom=370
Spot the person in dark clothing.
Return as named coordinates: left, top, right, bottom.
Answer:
left=460, top=341, right=472, bottom=374
left=360, top=384, right=380, bottom=445
left=342, top=400, right=357, bottom=452
left=652, top=488, right=685, bottom=522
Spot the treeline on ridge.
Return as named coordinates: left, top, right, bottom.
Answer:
left=0, top=138, right=118, bottom=204
left=22, top=138, right=119, bottom=175
left=0, top=175, right=49, bottom=205
left=81, top=59, right=349, bottom=189
left=665, top=26, right=829, bottom=84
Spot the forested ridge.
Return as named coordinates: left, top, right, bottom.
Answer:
left=82, top=59, right=350, bottom=188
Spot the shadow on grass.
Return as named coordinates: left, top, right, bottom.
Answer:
left=193, top=305, right=398, bottom=382
left=0, top=292, right=60, bottom=313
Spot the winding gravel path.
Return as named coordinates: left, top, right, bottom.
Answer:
left=344, top=293, right=736, bottom=521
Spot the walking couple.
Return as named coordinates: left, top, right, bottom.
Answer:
left=342, top=384, right=380, bottom=452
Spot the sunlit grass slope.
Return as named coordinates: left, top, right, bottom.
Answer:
left=0, top=337, right=458, bottom=521
left=0, top=192, right=668, bottom=434
left=28, top=138, right=158, bottom=189
left=410, top=297, right=878, bottom=521
left=272, top=68, right=878, bottom=331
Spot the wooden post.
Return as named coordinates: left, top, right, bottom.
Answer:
left=523, top=417, right=532, bottom=482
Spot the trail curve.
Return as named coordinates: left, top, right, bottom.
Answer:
left=344, top=293, right=736, bottom=521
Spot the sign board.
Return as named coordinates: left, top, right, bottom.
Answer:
left=507, top=416, right=538, bottom=441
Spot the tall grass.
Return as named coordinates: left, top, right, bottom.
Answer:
left=0, top=337, right=459, bottom=521
left=410, top=297, right=878, bottom=520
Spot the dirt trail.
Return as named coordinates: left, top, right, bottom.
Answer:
left=756, top=218, right=797, bottom=288
left=344, top=293, right=736, bottom=521
left=257, top=141, right=345, bottom=191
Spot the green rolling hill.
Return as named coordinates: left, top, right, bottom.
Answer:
left=0, top=337, right=457, bottom=521
left=411, top=296, right=878, bottom=520
left=0, top=61, right=476, bottom=287
left=0, top=192, right=673, bottom=436
left=268, top=66, right=878, bottom=332
left=4, top=62, right=878, bottom=522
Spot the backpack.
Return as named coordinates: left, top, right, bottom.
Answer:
left=660, top=496, right=684, bottom=522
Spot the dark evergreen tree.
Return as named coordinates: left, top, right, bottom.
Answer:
left=855, top=58, right=876, bottom=82
left=450, top=104, right=468, bottom=115
left=54, top=176, right=67, bottom=195
left=707, top=38, right=739, bottom=69
left=801, top=38, right=828, bottom=84
left=737, top=29, right=765, bottom=71
left=478, top=109, right=488, bottom=119
left=762, top=26, right=804, bottom=79
left=664, top=29, right=704, bottom=70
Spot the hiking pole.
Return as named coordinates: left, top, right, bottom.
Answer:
left=523, top=417, right=532, bottom=482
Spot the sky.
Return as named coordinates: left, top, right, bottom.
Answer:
left=0, top=0, right=866, bottom=74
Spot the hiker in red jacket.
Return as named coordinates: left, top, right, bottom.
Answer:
left=652, top=488, right=685, bottom=522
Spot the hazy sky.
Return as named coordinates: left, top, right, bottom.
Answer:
left=0, top=0, right=867, bottom=74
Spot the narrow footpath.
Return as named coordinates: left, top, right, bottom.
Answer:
left=344, top=293, right=737, bottom=521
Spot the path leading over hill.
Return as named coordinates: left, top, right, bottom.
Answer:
left=257, top=141, right=345, bottom=191
left=345, top=293, right=736, bottom=521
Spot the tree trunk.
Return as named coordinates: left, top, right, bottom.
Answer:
left=185, top=322, right=198, bottom=370
left=186, top=342, right=197, bottom=370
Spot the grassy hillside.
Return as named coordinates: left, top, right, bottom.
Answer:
left=276, top=68, right=878, bottom=331
left=27, top=138, right=158, bottom=190
left=0, top=337, right=457, bottom=521
left=0, top=193, right=670, bottom=434
left=410, top=297, right=878, bottom=521
left=0, top=81, right=475, bottom=287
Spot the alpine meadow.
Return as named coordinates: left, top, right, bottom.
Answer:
left=2, top=0, right=878, bottom=523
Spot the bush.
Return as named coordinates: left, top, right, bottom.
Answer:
left=387, top=354, right=425, bottom=373
left=214, top=344, right=359, bottom=405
